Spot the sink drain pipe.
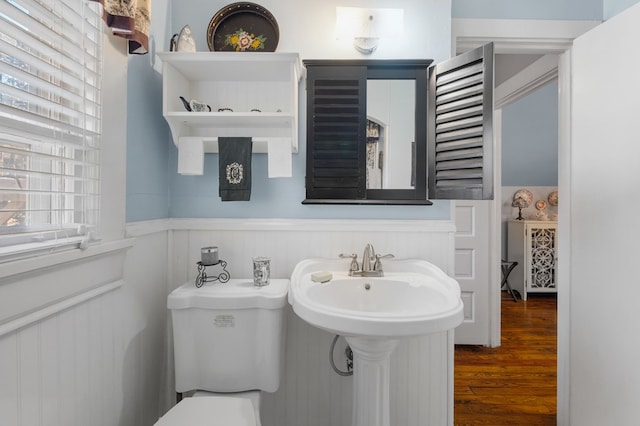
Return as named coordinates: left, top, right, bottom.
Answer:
left=330, top=334, right=353, bottom=376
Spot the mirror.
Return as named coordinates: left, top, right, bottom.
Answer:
left=366, top=79, right=416, bottom=190
left=303, top=59, right=431, bottom=205
left=304, top=46, right=495, bottom=204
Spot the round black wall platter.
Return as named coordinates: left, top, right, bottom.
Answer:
left=207, top=2, right=280, bottom=52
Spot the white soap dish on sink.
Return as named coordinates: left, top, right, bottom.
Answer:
left=311, top=271, right=333, bottom=283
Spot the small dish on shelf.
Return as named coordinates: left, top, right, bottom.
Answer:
left=206, top=2, right=279, bottom=52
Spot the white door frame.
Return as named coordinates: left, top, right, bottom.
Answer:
left=452, top=17, right=600, bottom=423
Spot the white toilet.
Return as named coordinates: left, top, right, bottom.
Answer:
left=155, top=278, right=289, bottom=426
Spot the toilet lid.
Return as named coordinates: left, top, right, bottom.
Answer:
left=154, top=396, right=256, bottom=426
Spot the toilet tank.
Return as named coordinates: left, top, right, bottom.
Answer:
left=168, top=279, right=289, bottom=393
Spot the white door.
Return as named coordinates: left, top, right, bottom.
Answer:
left=453, top=200, right=492, bottom=345
left=558, top=4, right=640, bottom=423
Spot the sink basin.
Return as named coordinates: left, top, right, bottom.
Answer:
left=289, top=258, right=464, bottom=338
left=289, top=257, right=464, bottom=426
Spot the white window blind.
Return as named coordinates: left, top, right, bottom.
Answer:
left=0, top=0, right=102, bottom=252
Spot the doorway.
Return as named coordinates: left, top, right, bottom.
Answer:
left=451, top=17, right=600, bottom=420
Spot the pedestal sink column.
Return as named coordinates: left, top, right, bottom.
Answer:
left=344, top=336, right=400, bottom=426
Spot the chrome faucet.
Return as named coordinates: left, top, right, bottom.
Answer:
left=340, top=244, right=394, bottom=277
left=361, top=243, right=375, bottom=273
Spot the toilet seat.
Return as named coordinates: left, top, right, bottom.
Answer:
left=154, top=396, right=257, bottom=426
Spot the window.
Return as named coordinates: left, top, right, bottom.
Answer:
left=0, top=0, right=103, bottom=255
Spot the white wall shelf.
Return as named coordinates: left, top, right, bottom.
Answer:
left=158, top=52, right=303, bottom=154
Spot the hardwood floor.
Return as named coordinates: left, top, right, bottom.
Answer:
left=454, top=292, right=557, bottom=425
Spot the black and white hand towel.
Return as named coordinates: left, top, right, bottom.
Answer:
left=218, top=137, right=252, bottom=201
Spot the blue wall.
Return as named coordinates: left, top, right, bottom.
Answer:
left=125, top=0, right=630, bottom=222
left=451, top=1, right=640, bottom=27
left=168, top=136, right=450, bottom=220
left=125, top=0, right=173, bottom=222
left=604, top=0, right=640, bottom=18
left=502, top=81, right=558, bottom=186
left=452, top=0, right=603, bottom=20
left=125, top=55, right=171, bottom=222
left=123, top=0, right=454, bottom=221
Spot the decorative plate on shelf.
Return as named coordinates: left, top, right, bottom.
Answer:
left=548, top=191, right=558, bottom=206
left=207, top=2, right=280, bottom=52
left=535, top=199, right=548, bottom=211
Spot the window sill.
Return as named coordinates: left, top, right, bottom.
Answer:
left=0, top=238, right=135, bottom=330
left=0, top=238, right=134, bottom=280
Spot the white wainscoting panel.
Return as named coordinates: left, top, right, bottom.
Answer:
left=0, top=218, right=458, bottom=426
left=0, top=228, right=168, bottom=426
left=0, top=284, right=122, bottom=426
left=164, top=218, right=457, bottom=426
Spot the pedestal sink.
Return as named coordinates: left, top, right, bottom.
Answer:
left=289, top=258, right=464, bottom=426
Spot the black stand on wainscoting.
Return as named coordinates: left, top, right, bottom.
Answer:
left=195, top=261, right=230, bottom=287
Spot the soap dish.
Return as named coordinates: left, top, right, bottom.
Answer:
left=311, top=271, right=333, bottom=283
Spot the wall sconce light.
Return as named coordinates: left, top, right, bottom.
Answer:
left=336, top=7, right=404, bottom=54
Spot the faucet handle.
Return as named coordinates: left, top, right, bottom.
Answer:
left=339, top=253, right=359, bottom=271
left=373, top=254, right=394, bottom=271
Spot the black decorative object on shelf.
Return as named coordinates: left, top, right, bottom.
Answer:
left=179, top=96, right=192, bottom=111
left=207, top=2, right=280, bottom=52
left=195, top=260, right=230, bottom=287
